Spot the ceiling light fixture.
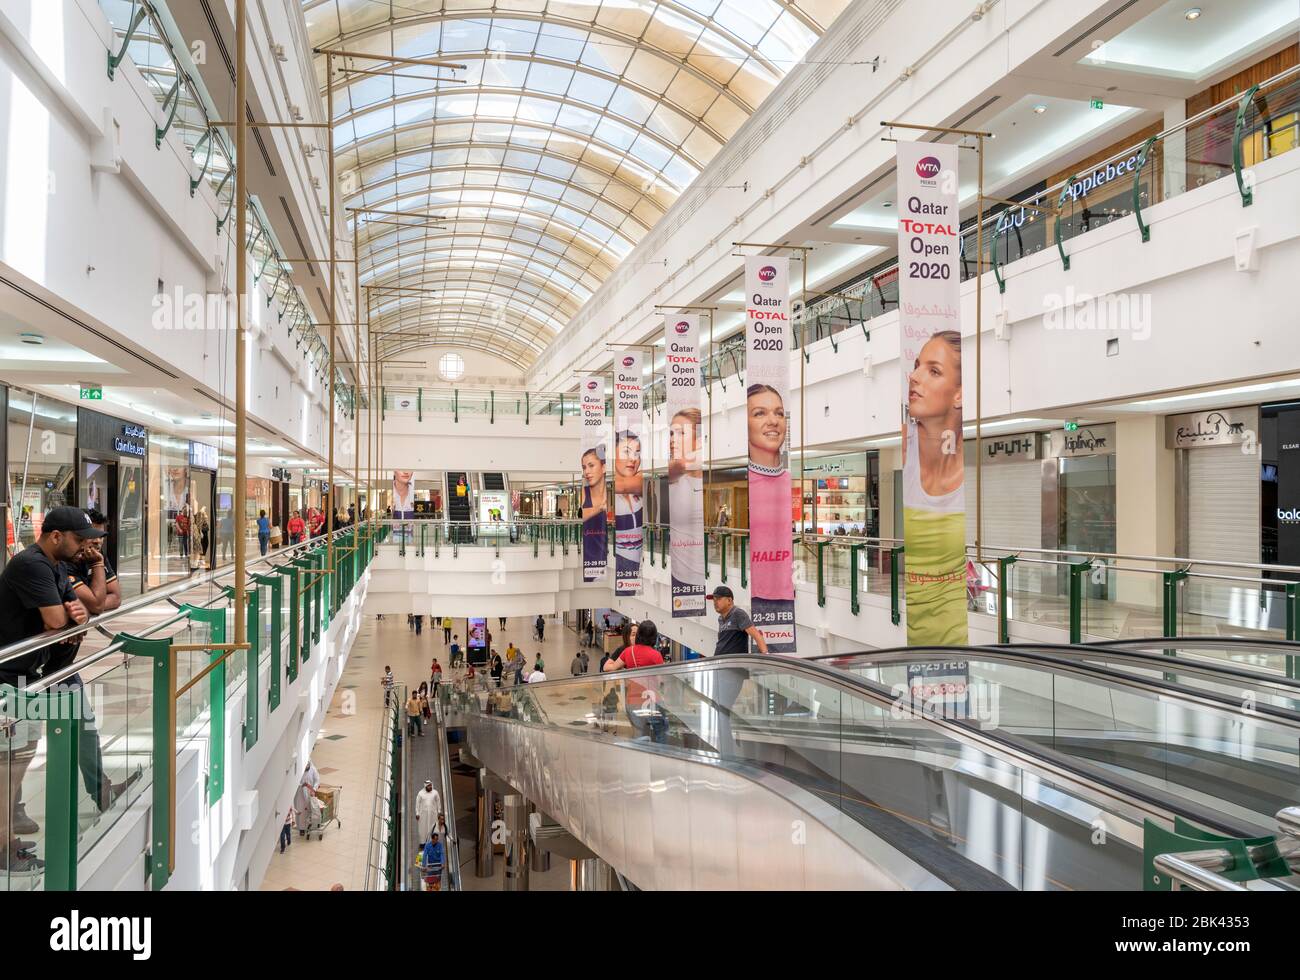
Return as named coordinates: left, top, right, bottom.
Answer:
left=19, top=332, right=44, bottom=345
left=1032, top=103, right=1047, bottom=114
left=1184, top=7, right=1202, bottom=20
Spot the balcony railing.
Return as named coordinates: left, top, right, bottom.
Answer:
left=1, top=524, right=386, bottom=890
left=643, top=64, right=1300, bottom=405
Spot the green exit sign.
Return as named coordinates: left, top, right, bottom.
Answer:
left=1064, top=421, right=1080, bottom=431
left=79, top=385, right=103, bottom=401
left=1090, top=98, right=1104, bottom=110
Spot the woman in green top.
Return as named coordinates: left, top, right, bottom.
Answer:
left=902, top=331, right=967, bottom=646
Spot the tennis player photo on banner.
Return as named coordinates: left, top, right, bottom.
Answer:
left=580, top=375, right=608, bottom=583
left=664, top=314, right=705, bottom=616
left=896, top=140, right=968, bottom=645
left=613, top=351, right=644, bottom=596
left=745, top=256, right=797, bottom=652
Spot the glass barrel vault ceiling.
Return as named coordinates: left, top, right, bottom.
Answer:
left=302, top=0, right=851, bottom=365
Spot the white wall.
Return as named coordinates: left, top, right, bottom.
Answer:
left=0, top=0, right=354, bottom=470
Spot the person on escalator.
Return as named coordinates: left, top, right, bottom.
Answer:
left=707, top=587, right=768, bottom=657
left=602, top=619, right=668, bottom=743
left=704, top=587, right=765, bottom=759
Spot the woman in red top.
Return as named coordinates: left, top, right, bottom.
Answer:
left=286, top=510, right=306, bottom=544
left=602, top=620, right=668, bottom=743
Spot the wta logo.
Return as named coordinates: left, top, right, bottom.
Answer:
left=674, top=321, right=690, bottom=334
left=586, top=380, right=599, bottom=390
left=622, top=356, right=635, bottom=367
left=915, top=156, right=942, bottom=179
left=758, top=265, right=778, bottom=283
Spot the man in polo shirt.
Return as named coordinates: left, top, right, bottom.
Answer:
left=705, top=586, right=767, bottom=760
left=708, top=586, right=769, bottom=656
left=0, top=506, right=99, bottom=872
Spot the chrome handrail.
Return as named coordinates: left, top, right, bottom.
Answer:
left=1, top=527, right=355, bottom=682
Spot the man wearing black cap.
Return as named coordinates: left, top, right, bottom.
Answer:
left=707, top=586, right=769, bottom=657
left=0, top=506, right=100, bottom=872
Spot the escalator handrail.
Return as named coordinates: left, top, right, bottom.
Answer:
left=1091, top=635, right=1300, bottom=656
left=476, top=653, right=1269, bottom=842
left=816, top=644, right=1300, bottom=728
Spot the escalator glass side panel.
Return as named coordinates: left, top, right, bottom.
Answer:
left=454, top=660, right=1174, bottom=890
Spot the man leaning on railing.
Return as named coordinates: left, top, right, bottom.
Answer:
left=0, top=507, right=99, bottom=874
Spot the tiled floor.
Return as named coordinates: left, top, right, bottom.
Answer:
left=259, top=614, right=594, bottom=891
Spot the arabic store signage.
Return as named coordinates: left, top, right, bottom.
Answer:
left=965, top=434, right=1039, bottom=464
left=1046, top=424, right=1115, bottom=459
left=1165, top=407, right=1258, bottom=449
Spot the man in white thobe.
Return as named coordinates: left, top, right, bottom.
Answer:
left=415, top=779, right=441, bottom=835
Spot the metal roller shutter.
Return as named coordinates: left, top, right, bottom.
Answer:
left=967, top=461, right=1043, bottom=595
left=1184, top=446, right=1260, bottom=626
left=1186, top=447, right=1259, bottom=564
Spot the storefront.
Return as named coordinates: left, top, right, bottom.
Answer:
left=803, top=453, right=880, bottom=536
left=76, top=408, right=149, bottom=598
left=1171, top=408, right=1260, bottom=565
left=271, top=467, right=292, bottom=543
left=964, top=432, right=1046, bottom=549
left=705, top=466, right=748, bottom=530
left=1262, top=401, right=1300, bottom=576
left=187, top=440, right=219, bottom=569
left=6, top=388, right=76, bottom=560
left=1048, top=424, right=1117, bottom=598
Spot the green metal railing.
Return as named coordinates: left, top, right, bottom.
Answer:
left=0, top=527, right=378, bottom=891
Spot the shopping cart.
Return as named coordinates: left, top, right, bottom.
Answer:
left=304, top=783, right=342, bottom=840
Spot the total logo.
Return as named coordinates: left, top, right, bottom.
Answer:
left=586, top=380, right=599, bottom=390
left=1279, top=508, right=1300, bottom=524
left=758, top=265, right=778, bottom=283
left=622, top=356, right=635, bottom=367
left=674, top=321, right=690, bottom=334
left=915, top=156, right=942, bottom=179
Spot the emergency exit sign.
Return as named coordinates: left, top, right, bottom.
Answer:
left=1089, top=98, right=1104, bottom=110
left=1064, top=421, right=1080, bottom=431
left=79, top=384, right=103, bottom=400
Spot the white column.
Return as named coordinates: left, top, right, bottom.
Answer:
left=1115, top=416, right=1175, bottom=613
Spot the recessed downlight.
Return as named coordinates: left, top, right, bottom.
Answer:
left=1032, top=103, right=1047, bottom=114
left=19, top=332, right=44, bottom=345
left=1184, top=7, right=1202, bottom=20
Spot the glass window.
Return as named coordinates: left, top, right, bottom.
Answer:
left=6, top=390, right=77, bottom=556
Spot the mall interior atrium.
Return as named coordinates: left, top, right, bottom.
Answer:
left=0, top=0, right=1298, bottom=904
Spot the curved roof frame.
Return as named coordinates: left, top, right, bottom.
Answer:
left=369, top=288, right=562, bottom=338
left=346, top=139, right=674, bottom=224
left=333, top=54, right=732, bottom=150
left=349, top=176, right=650, bottom=251
left=336, top=111, right=700, bottom=198
left=304, top=3, right=815, bottom=104
left=363, top=262, right=591, bottom=314
left=303, top=0, right=848, bottom=367
left=364, top=269, right=582, bottom=327
left=356, top=222, right=618, bottom=285
left=358, top=231, right=608, bottom=293
left=354, top=198, right=636, bottom=272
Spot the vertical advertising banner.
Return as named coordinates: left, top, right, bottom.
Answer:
left=613, top=351, right=645, bottom=595
left=665, top=314, right=705, bottom=616
left=579, top=376, right=608, bottom=583
left=896, top=140, right=968, bottom=646
left=745, top=256, right=797, bottom=652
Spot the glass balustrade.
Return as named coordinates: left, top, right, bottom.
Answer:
left=0, top=528, right=377, bottom=890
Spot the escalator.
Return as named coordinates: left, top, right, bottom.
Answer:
left=447, top=647, right=1300, bottom=890
left=445, top=471, right=473, bottom=543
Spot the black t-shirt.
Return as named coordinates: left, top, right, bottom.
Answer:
left=70, top=553, right=116, bottom=590
left=714, top=606, right=754, bottom=656
left=0, top=544, right=74, bottom=683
